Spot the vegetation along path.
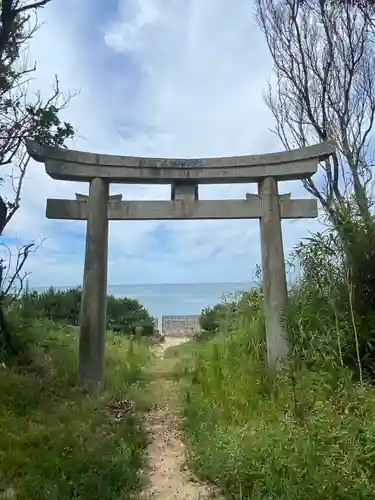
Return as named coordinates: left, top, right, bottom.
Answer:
left=139, top=336, right=220, bottom=500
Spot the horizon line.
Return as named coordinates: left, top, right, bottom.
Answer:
left=31, top=280, right=254, bottom=289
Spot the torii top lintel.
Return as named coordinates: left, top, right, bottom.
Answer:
left=26, top=139, right=335, bottom=184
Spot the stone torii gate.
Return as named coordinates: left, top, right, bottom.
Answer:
left=26, top=139, right=335, bottom=390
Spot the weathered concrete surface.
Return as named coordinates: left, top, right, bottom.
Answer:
left=26, top=139, right=336, bottom=183
left=45, top=197, right=318, bottom=220
left=75, top=193, right=123, bottom=202
left=246, top=192, right=292, bottom=201
left=258, top=177, right=289, bottom=369
left=26, top=139, right=336, bottom=167
left=78, top=177, right=109, bottom=390
left=45, top=158, right=318, bottom=183
left=171, top=182, right=198, bottom=201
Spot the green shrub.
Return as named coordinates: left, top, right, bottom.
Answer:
left=14, top=287, right=154, bottom=336
left=199, top=304, right=224, bottom=333
left=291, top=224, right=375, bottom=381
left=198, top=290, right=262, bottom=341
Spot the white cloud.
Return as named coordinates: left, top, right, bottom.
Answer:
left=105, top=0, right=276, bottom=158
left=105, top=0, right=160, bottom=52
left=2, top=0, right=324, bottom=288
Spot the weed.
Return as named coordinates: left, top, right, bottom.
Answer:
left=0, top=319, right=149, bottom=500
left=180, top=303, right=375, bottom=499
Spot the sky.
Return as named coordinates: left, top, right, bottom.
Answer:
left=2, top=0, right=325, bottom=287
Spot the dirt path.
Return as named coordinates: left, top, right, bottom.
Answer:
left=153, top=336, right=190, bottom=358
left=139, top=337, right=219, bottom=500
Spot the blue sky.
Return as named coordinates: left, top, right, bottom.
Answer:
left=2, top=0, right=324, bottom=287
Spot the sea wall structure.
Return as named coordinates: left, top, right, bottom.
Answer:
left=161, top=315, right=200, bottom=337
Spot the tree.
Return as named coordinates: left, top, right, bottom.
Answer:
left=0, top=0, right=75, bottom=229
left=256, top=0, right=375, bottom=379
left=255, top=0, right=375, bottom=224
left=0, top=0, right=75, bottom=356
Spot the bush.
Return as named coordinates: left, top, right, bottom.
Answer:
left=197, top=289, right=263, bottom=341
left=291, top=220, right=375, bottom=381
left=198, top=304, right=223, bottom=332
left=14, top=287, right=155, bottom=335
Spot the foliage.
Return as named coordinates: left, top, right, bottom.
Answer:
left=0, top=0, right=75, bottom=229
left=0, top=317, right=149, bottom=499
left=199, top=304, right=227, bottom=334
left=14, top=287, right=155, bottom=336
left=198, top=289, right=263, bottom=340
left=288, top=219, right=375, bottom=381
left=107, top=293, right=155, bottom=335
left=176, top=282, right=375, bottom=499
left=175, top=215, right=375, bottom=499
left=0, top=0, right=75, bottom=358
left=255, top=0, right=375, bottom=381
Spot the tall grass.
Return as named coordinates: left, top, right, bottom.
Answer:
left=181, top=281, right=375, bottom=499
left=0, top=315, right=150, bottom=500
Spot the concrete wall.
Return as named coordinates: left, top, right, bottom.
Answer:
left=161, top=315, right=200, bottom=337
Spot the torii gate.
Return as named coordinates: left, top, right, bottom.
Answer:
left=26, top=139, right=335, bottom=391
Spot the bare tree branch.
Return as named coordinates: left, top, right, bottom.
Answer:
left=16, top=1, right=51, bottom=15
left=0, top=241, right=34, bottom=297
left=0, top=238, right=45, bottom=300
left=255, top=0, right=375, bottom=223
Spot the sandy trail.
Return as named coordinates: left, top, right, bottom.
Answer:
left=153, top=336, right=190, bottom=358
left=140, top=336, right=219, bottom=500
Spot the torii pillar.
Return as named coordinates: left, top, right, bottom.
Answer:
left=78, top=180, right=109, bottom=390
left=76, top=191, right=123, bottom=390
left=258, top=179, right=289, bottom=367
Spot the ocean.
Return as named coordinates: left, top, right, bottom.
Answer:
left=32, top=282, right=252, bottom=317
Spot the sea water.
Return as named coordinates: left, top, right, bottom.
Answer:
left=32, top=282, right=252, bottom=317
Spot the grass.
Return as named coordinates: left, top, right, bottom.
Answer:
left=0, top=317, right=151, bottom=500
left=174, top=310, right=375, bottom=499
left=6, top=285, right=375, bottom=499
